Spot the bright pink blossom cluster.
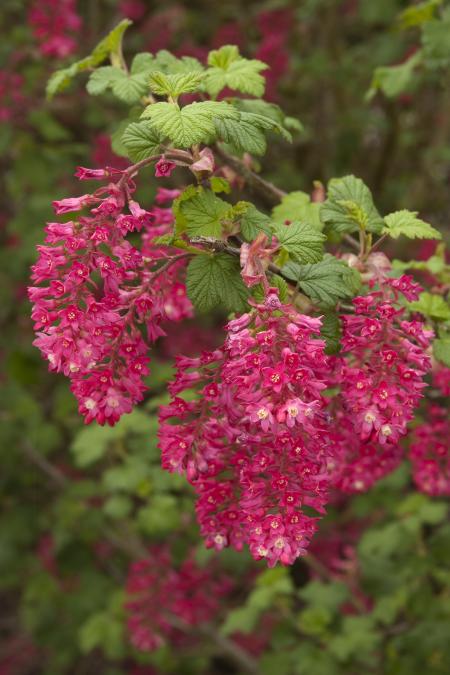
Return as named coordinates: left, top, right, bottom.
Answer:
left=29, top=170, right=191, bottom=425
left=0, top=70, right=27, bottom=123
left=125, top=546, right=231, bottom=652
left=159, top=291, right=336, bottom=567
left=28, top=0, right=82, bottom=58
left=409, top=404, right=450, bottom=496
left=408, top=366, right=450, bottom=497
left=331, top=276, right=433, bottom=493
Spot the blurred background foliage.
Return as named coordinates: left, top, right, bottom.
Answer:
left=0, top=1, right=449, bottom=673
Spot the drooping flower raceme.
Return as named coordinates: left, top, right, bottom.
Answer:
left=409, top=366, right=450, bottom=497
left=125, top=546, right=231, bottom=652
left=409, top=405, right=450, bottom=496
left=340, top=277, right=432, bottom=444
left=29, top=170, right=192, bottom=425
left=330, top=276, right=433, bottom=493
left=159, top=291, right=337, bottom=567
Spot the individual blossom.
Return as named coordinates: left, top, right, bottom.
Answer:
left=190, top=148, right=215, bottom=174
left=125, top=546, right=231, bottom=652
left=29, top=172, right=192, bottom=426
left=155, top=158, right=177, bottom=178
left=159, top=290, right=336, bottom=566
left=239, top=232, right=276, bottom=288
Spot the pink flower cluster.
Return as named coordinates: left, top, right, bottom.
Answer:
left=409, top=404, right=450, bottom=496
left=409, top=366, right=450, bottom=497
left=159, top=291, right=336, bottom=567
left=255, top=9, right=292, bottom=100
left=29, top=170, right=192, bottom=425
left=125, top=546, right=231, bottom=652
left=0, top=70, right=27, bottom=123
left=330, top=276, right=433, bottom=493
left=28, top=0, right=82, bottom=59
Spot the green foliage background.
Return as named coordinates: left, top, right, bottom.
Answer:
left=0, top=1, right=449, bottom=673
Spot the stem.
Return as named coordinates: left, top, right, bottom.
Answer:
left=215, top=145, right=286, bottom=206
left=343, top=234, right=360, bottom=252
left=118, top=149, right=193, bottom=188
left=369, top=233, right=388, bottom=254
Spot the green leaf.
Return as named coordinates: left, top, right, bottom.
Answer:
left=215, top=115, right=267, bottom=156
left=372, top=588, right=409, bottom=625
left=272, top=191, right=323, bottom=230
left=141, top=100, right=238, bottom=148
left=47, top=19, right=132, bottom=99
left=221, top=568, right=292, bottom=636
left=397, top=0, right=442, bottom=29
left=329, top=616, right=380, bottom=662
left=409, top=292, right=450, bottom=320
left=299, top=580, right=349, bottom=612
left=148, top=70, right=204, bottom=97
left=137, top=495, right=181, bottom=534
left=321, top=175, right=384, bottom=234
left=272, top=221, right=325, bottom=263
left=215, top=109, right=293, bottom=156
left=103, top=457, right=151, bottom=494
left=151, top=50, right=204, bottom=75
left=433, top=338, right=450, bottom=366
left=298, top=606, right=333, bottom=637
left=88, top=65, right=150, bottom=103
left=383, top=209, right=441, bottom=239
left=71, top=410, right=150, bottom=467
left=239, top=204, right=272, bottom=241
left=320, top=311, right=342, bottom=354
left=121, top=121, right=163, bottom=161
left=210, top=177, right=231, bottom=194
left=130, top=52, right=155, bottom=74
left=186, top=254, right=249, bottom=314
left=422, top=8, right=450, bottom=67
left=110, top=119, right=133, bottom=157
left=103, top=495, right=132, bottom=519
left=208, top=45, right=241, bottom=69
left=86, top=66, right=123, bottom=95
left=282, top=256, right=359, bottom=306
left=79, top=611, right=125, bottom=659
left=235, top=98, right=285, bottom=122
left=111, top=73, right=150, bottom=104
left=180, top=189, right=231, bottom=238
left=205, top=44, right=268, bottom=97
left=367, top=51, right=422, bottom=100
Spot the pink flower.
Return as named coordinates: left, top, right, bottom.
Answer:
left=75, top=167, right=108, bottom=181
left=155, top=158, right=177, bottom=178
left=190, top=148, right=215, bottom=173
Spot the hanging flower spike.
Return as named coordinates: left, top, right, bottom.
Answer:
left=159, top=290, right=336, bottom=566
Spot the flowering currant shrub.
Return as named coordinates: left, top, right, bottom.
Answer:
left=29, top=19, right=450, bottom=575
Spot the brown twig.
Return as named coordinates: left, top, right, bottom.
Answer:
left=117, top=149, right=193, bottom=188
left=215, top=145, right=286, bottom=206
